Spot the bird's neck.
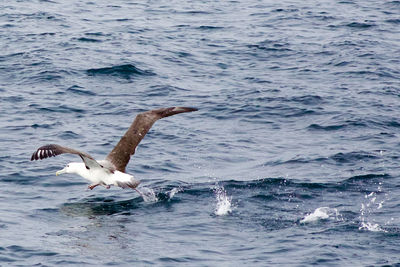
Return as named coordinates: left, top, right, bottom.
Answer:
left=72, top=163, right=92, bottom=181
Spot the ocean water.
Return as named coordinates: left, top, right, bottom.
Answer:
left=1, top=0, right=400, bottom=265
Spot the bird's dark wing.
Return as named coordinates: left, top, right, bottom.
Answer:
left=105, top=107, right=197, bottom=172
left=30, top=144, right=101, bottom=170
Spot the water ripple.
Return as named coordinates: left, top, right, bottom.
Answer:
left=1, top=0, right=400, bottom=265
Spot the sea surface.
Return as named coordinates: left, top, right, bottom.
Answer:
left=1, top=0, right=400, bottom=266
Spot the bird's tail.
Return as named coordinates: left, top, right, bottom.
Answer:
left=115, top=177, right=140, bottom=189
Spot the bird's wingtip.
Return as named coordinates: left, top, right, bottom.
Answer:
left=173, top=107, right=198, bottom=112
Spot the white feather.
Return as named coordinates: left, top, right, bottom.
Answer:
left=61, top=162, right=139, bottom=188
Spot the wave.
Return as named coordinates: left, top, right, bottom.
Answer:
left=345, top=22, right=375, bottom=29
left=31, top=122, right=61, bottom=129
left=86, top=64, right=155, bottom=79
left=75, top=37, right=102, bottom=43
left=197, top=25, right=224, bottom=30
left=28, top=104, right=86, bottom=114
left=0, top=95, right=25, bottom=103
left=57, top=130, right=82, bottom=140
left=307, top=120, right=367, bottom=131
left=66, top=85, right=96, bottom=96
left=385, top=19, right=400, bottom=24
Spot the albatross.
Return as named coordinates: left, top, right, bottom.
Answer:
left=31, top=107, right=197, bottom=191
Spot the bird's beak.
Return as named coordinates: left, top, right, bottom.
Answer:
left=56, top=168, right=66, bottom=176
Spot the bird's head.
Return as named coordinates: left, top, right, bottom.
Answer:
left=56, top=162, right=82, bottom=176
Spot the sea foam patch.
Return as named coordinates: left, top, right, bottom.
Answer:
left=300, top=207, right=340, bottom=224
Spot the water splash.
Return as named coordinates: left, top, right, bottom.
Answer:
left=359, top=189, right=387, bottom=232
left=137, top=187, right=158, bottom=203
left=359, top=222, right=387, bottom=232
left=300, top=207, right=341, bottom=224
left=213, top=185, right=232, bottom=216
left=168, top=187, right=182, bottom=199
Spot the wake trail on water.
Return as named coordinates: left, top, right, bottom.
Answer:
left=108, top=177, right=394, bottom=235
left=137, top=180, right=234, bottom=216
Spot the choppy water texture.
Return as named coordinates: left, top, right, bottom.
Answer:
left=1, top=0, right=400, bottom=266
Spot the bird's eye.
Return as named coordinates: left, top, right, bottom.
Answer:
left=67, top=164, right=70, bottom=167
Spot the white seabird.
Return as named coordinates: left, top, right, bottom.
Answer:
left=31, top=107, right=197, bottom=191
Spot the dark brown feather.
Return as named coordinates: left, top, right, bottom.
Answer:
left=106, top=107, right=197, bottom=172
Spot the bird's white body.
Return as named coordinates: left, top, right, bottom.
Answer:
left=57, top=162, right=139, bottom=189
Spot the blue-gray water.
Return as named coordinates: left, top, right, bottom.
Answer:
left=1, top=0, right=400, bottom=266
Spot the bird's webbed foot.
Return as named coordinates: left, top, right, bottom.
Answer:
left=88, top=184, right=100, bottom=190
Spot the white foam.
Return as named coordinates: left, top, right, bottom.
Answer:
left=300, top=207, right=339, bottom=223
left=214, top=186, right=232, bottom=216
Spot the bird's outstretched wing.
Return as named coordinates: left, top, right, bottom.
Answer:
left=106, top=107, right=197, bottom=172
left=30, top=144, right=102, bottom=170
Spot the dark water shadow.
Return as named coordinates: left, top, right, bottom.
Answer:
left=59, top=186, right=186, bottom=217
left=60, top=196, right=144, bottom=217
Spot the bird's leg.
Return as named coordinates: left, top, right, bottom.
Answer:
left=134, top=188, right=144, bottom=197
left=88, top=183, right=100, bottom=190
left=100, top=182, right=111, bottom=189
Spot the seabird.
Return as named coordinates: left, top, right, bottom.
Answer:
left=31, top=107, right=197, bottom=191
